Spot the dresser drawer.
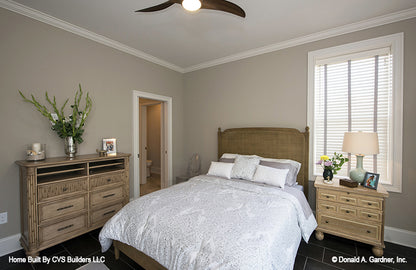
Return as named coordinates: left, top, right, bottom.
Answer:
left=318, top=202, right=337, bottom=214
left=39, top=215, right=86, bottom=243
left=38, top=178, right=87, bottom=202
left=90, top=173, right=123, bottom=190
left=319, top=214, right=380, bottom=241
left=358, top=209, right=382, bottom=222
left=318, top=190, right=338, bottom=202
left=91, top=186, right=123, bottom=207
left=92, top=203, right=123, bottom=225
left=39, top=195, right=87, bottom=222
left=358, top=198, right=383, bottom=210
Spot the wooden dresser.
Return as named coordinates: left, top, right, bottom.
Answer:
left=16, top=153, right=130, bottom=257
left=314, top=177, right=388, bottom=256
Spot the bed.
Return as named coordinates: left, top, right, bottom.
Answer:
left=99, top=127, right=316, bottom=270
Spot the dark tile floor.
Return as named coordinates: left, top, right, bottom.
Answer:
left=1, top=230, right=415, bottom=270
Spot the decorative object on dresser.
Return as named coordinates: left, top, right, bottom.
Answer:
left=16, top=153, right=130, bottom=257
left=342, top=131, right=379, bottom=183
left=26, top=143, right=46, bottom=161
left=102, top=138, right=117, bottom=156
left=19, top=84, right=93, bottom=158
left=314, top=176, right=388, bottom=256
left=316, top=153, right=348, bottom=184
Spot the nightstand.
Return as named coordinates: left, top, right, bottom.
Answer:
left=314, top=177, right=389, bottom=256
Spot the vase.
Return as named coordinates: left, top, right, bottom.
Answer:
left=323, top=169, right=333, bottom=181
left=64, top=136, right=77, bottom=158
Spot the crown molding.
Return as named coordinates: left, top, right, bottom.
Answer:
left=0, top=0, right=185, bottom=73
left=184, top=7, right=416, bottom=72
left=1, top=0, right=415, bottom=74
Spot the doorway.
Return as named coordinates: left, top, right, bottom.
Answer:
left=139, top=98, right=162, bottom=195
left=132, top=91, right=172, bottom=199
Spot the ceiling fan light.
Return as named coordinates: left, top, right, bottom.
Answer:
left=182, top=0, right=201, bottom=12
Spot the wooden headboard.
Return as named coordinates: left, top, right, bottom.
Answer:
left=218, top=127, right=310, bottom=198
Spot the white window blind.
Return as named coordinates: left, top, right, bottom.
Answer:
left=313, top=51, right=393, bottom=185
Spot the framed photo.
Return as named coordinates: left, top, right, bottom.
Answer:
left=362, top=172, right=379, bottom=190
left=103, top=138, right=117, bottom=155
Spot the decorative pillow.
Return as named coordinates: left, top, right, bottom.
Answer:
left=221, top=153, right=238, bottom=159
left=260, top=158, right=301, bottom=174
left=207, top=162, right=234, bottom=179
left=260, top=160, right=299, bottom=186
left=252, top=165, right=289, bottom=188
left=231, top=155, right=260, bottom=180
left=219, top=158, right=235, bottom=163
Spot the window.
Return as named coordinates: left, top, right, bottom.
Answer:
left=308, top=33, right=403, bottom=192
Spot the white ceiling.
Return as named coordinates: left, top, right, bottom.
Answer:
left=5, top=0, right=416, bottom=72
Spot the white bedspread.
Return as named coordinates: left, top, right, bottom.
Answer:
left=99, top=175, right=317, bottom=270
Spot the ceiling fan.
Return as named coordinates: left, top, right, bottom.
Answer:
left=136, top=0, right=246, bottom=18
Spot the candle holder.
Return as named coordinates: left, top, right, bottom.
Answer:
left=26, top=143, right=46, bottom=161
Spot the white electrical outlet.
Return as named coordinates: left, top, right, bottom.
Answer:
left=0, top=212, right=7, bottom=224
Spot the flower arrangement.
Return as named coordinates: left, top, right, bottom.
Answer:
left=19, top=84, right=92, bottom=144
left=317, top=152, right=349, bottom=175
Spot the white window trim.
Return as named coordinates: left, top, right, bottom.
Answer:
left=307, top=33, right=403, bottom=192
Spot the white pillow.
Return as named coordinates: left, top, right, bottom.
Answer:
left=207, top=162, right=234, bottom=179
left=231, top=155, right=260, bottom=180
left=252, top=165, right=289, bottom=188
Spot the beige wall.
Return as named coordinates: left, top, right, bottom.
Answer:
left=147, top=104, right=161, bottom=172
left=0, top=8, right=185, bottom=238
left=183, top=18, right=416, bottom=232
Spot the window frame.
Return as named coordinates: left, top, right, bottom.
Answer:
left=307, top=33, right=403, bottom=192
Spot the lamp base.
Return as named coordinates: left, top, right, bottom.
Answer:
left=349, top=168, right=367, bottom=183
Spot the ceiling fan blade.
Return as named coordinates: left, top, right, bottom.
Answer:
left=201, top=0, right=246, bottom=17
left=135, top=1, right=177, bottom=12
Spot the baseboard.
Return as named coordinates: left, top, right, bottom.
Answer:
left=384, top=226, right=416, bottom=249
left=0, top=233, right=21, bottom=257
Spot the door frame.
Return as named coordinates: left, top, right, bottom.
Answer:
left=132, top=90, right=173, bottom=199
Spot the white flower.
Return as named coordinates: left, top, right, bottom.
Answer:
left=51, top=113, right=59, bottom=121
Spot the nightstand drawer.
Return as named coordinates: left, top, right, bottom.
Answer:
left=318, top=202, right=337, bottom=214
left=339, top=206, right=356, bottom=217
left=358, top=209, right=382, bottom=222
left=318, top=190, right=338, bottom=202
left=338, top=193, right=357, bottom=205
left=319, top=214, right=380, bottom=241
left=358, top=198, right=383, bottom=210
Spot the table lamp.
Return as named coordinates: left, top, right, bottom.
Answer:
left=342, top=131, right=379, bottom=183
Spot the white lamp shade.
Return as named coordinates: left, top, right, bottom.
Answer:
left=342, top=132, right=379, bottom=155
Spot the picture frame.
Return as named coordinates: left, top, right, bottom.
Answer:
left=362, top=172, right=379, bottom=190
left=102, top=138, right=117, bottom=155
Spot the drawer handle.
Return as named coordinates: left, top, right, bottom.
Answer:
left=62, top=187, right=68, bottom=192
left=325, top=221, right=329, bottom=224
left=107, top=178, right=111, bottom=182
left=57, top=205, right=74, bottom=211
left=326, top=196, right=330, bottom=198
left=346, top=210, right=350, bottom=213
left=347, top=192, right=350, bottom=195
left=368, top=214, right=372, bottom=218
left=368, top=203, right=372, bottom=206
left=346, top=199, right=350, bottom=202
left=57, top=224, right=74, bottom=232
left=103, top=193, right=115, bottom=199
left=326, top=206, right=329, bottom=209
left=103, top=210, right=116, bottom=216
left=367, top=230, right=371, bottom=234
